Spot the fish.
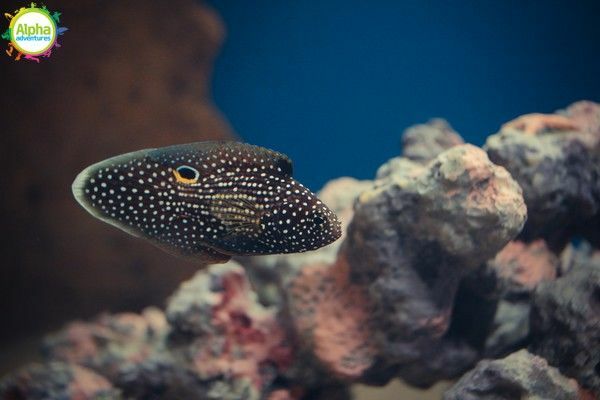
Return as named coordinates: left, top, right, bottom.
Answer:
left=72, top=141, right=342, bottom=263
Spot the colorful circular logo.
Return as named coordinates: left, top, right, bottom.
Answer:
left=9, top=7, right=57, bottom=56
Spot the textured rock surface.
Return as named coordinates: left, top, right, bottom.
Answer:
left=485, top=101, right=600, bottom=250
left=0, top=0, right=235, bottom=349
left=288, top=257, right=376, bottom=380
left=275, top=143, right=527, bottom=387
left=0, top=362, right=122, bottom=400
left=401, top=118, right=465, bottom=164
left=340, top=144, right=527, bottom=385
left=458, top=240, right=560, bottom=358
left=443, top=350, right=581, bottom=400
left=529, top=248, right=600, bottom=397
left=487, top=240, right=558, bottom=294
left=43, top=308, right=168, bottom=382
left=2, top=263, right=297, bottom=400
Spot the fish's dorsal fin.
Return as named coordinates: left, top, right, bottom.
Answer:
left=147, top=141, right=293, bottom=177
left=217, top=141, right=293, bottom=177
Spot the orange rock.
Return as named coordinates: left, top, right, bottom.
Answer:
left=491, top=240, right=558, bottom=290
left=502, top=113, right=580, bottom=135
left=289, top=257, right=377, bottom=380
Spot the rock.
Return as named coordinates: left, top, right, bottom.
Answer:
left=341, top=144, right=526, bottom=385
left=559, top=241, right=600, bottom=276
left=0, top=362, right=121, bottom=400
left=401, top=118, right=465, bottom=164
left=165, top=262, right=293, bottom=396
left=42, top=307, right=168, bottom=382
left=529, top=249, right=600, bottom=397
left=38, top=263, right=298, bottom=400
left=287, top=257, right=377, bottom=380
left=486, top=240, right=558, bottom=295
left=375, top=157, right=425, bottom=181
left=443, top=350, right=581, bottom=400
left=459, top=240, right=559, bottom=358
left=483, top=300, right=530, bottom=358
left=485, top=101, right=600, bottom=250
left=465, top=240, right=559, bottom=300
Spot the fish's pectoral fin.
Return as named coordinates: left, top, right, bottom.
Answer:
left=209, top=196, right=264, bottom=237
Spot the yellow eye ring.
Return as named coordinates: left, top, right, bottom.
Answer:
left=173, top=165, right=200, bottom=184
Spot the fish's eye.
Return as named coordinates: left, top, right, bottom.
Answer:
left=313, top=215, right=325, bottom=226
left=174, top=165, right=200, bottom=184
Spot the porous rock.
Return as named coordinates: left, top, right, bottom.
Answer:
left=43, top=307, right=168, bottom=382
left=401, top=118, right=465, bottom=164
left=484, top=101, right=600, bottom=249
left=288, top=256, right=377, bottom=380
left=454, top=240, right=560, bottom=359
left=443, top=350, right=581, bottom=400
left=36, top=262, right=296, bottom=400
left=529, top=248, right=600, bottom=397
left=166, top=262, right=293, bottom=395
left=0, top=362, right=121, bottom=400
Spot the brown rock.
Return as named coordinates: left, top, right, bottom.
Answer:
left=443, top=350, right=581, bottom=400
left=0, top=362, right=121, bottom=400
left=485, top=101, right=600, bottom=250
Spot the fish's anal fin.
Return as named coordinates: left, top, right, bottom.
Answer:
left=152, top=240, right=231, bottom=265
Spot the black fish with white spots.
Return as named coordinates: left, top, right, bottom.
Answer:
left=72, top=141, right=342, bottom=263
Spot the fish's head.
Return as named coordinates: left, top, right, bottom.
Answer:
left=257, top=179, right=342, bottom=253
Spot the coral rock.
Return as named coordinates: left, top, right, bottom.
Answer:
left=0, top=362, right=121, bottom=400
left=443, top=350, right=581, bottom=400
left=488, top=240, right=558, bottom=293
left=288, top=257, right=377, bottom=379
left=485, top=101, right=600, bottom=249
left=467, top=240, right=559, bottom=299
left=529, top=249, right=600, bottom=396
left=166, top=262, right=293, bottom=393
left=461, top=240, right=558, bottom=358
left=401, top=118, right=465, bottom=164
left=43, top=307, right=168, bottom=382
left=341, top=144, right=527, bottom=385
left=502, top=113, right=580, bottom=135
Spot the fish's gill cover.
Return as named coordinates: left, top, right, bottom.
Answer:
left=72, top=141, right=341, bottom=261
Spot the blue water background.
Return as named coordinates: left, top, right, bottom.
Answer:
left=208, top=0, right=600, bottom=190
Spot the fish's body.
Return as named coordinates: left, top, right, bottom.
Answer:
left=72, top=141, right=341, bottom=263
